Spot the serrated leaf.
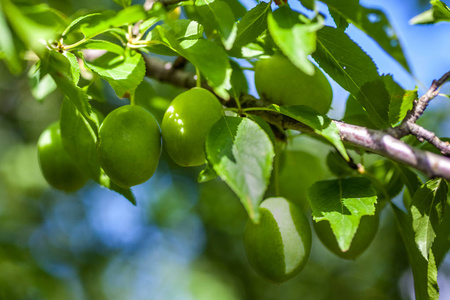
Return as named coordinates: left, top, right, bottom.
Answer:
left=46, top=51, right=92, bottom=121
left=308, top=177, right=377, bottom=251
left=153, top=26, right=232, bottom=99
left=313, top=26, right=394, bottom=128
left=60, top=99, right=136, bottom=205
left=205, top=116, right=275, bottom=222
left=411, top=178, right=448, bottom=259
left=326, top=151, right=355, bottom=177
left=342, top=94, right=376, bottom=128
left=384, top=75, right=417, bottom=126
left=322, top=0, right=410, bottom=72
left=268, top=104, right=349, bottom=161
left=354, top=78, right=391, bottom=128
left=410, top=0, right=450, bottom=25
left=229, top=59, right=248, bottom=98
left=234, top=2, right=271, bottom=49
left=84, top=50, right=145, bottom=98
left=268, top=6, right=323, bottom=76
left=432, top=202, right=450, bottom=267
left=392, top=203, right=439, bottom=300
left=79, top=5, right=147, bottom=39
left=195, top=0, right=238, bottom=50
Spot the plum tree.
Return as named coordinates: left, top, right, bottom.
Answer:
left=97, top=105, right=161, bottom=188
left=37, top=122, right=88, bottom=192
left=244, top=197, right=312, bottom=283
left=161, top=87, right=223, bottom=167
left=254, top=53, right=332, bottom=114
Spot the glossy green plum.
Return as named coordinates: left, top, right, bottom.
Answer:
left=244, top=197, right=312, bottom=284
left=313, top=213, right=379, bottom=260
left=161, top=87, right=223, bottom=167
left=37, top=122, right=88, bottom=192
left=255, top=54, right=332, bottom=114
left=97, top=105, right=161, bottom=188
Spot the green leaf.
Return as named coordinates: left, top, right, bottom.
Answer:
left=60, top=99, right=136, bottom=205
left=391, top=203, right=439, bottom=300
left=195, top=0, right=238, bottom=50
left=326, top=151, right=355, bottom=177
left=1, top=0, right=66, bottom=56
left=234, top=2, right=271, bottom=49
left=205, top=116, right=275, bottom=222
left=198, top=160, right=218, bottom=183
left=411, top=178, right=448, bottom=259
left=268, top=104, right=349, bottom=161
left=354, top=78, right=391, bottom=129
left=342, top=94, right=375, bottom=129
left=46, top=51, right=92, bottom=121
left=229, top=59, right=248, bottom=98
left=321, top=0, right=410, bottom=72
left=313, top=26, right=394, bottom=128
left=61, top=13, right=101, bottom=37
left=308, top=177, right=377, bottom=251
left=72, top=40, right=125, bottom=55
left=0, top=3, right=22, bottom=74
left=432, top=202, right=450, bottom=267
left=79, top=5, right=147, bottom=39
left=28, top=61, right=57, bottom=102
left=384, top=75, right=417, bottom=126
left=84, top=49, right=145, bottom=98
left=113, top=0, right=132, bottom=8
left=410, top=0, right=450, bottom=25
left=152, top=26, right=232, bottom=99
left=268, top=6, right=323, bottom=76
left=298, top=0, right=315, bottom=10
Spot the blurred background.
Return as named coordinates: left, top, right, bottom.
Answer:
left=0, top=0, right=449, bottom=299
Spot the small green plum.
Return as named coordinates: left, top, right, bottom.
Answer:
left=97, top=105, right=161, bottom=188
left=37, top=122, right=88, bottom=192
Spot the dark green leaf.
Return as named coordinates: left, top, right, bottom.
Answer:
left=411, top=178, right=448, bottom=259
left=60, top=99, right=136, bottom=205
left=84, top=50, right=145, bottom=98
left=234, top=2, right=270, bottom=49
left=432, top=202, right=450, bottom=267
left=298, top=0, right=315, bottom=10
left=268, top=104, right=349, bottom=160
left=229, top=59, right=248, bottom=98
left=321, top=0, right=410, bottom=72
left=354, top=78, right=391, bottom=128
left=391, top=203, right=439, bottom=300
left=342, top=94, right=375, bottom=128
left=326, top=151, right=355, bottom=177
left=195, top=0, right=238, bottom=50
left=410, top=0, right=450, bottom=24
left=268, top=6, right=323, bottom=75
left=205, top=116, right=275, bottom=222
left=308, top=177, right=377, bottom=251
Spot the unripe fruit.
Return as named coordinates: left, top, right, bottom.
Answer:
left=97, top=105, right=161, bottom=188
left=313, top=213, right=379, bottom=260
left=244, top=197, right=312, bottom=284
left=37, top=122, right=88, bottom=192
left=161, top=87, right=223, bottom=167
left=255, top=54, right=332, bottom=114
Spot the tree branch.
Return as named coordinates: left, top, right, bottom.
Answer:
left=143, top=55, right=450, bottom=180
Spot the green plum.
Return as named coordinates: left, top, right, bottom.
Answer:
left=161, top=87, right=223, bottom=167
left=313, top=213, right=379, bottom=260
left=244, top=197, right=312, bottom=284
left=97, top=105, right=161, bottom=188
left=37, top=122, right=88, bottom=192
left=255, top=53, right=332, bottom=114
